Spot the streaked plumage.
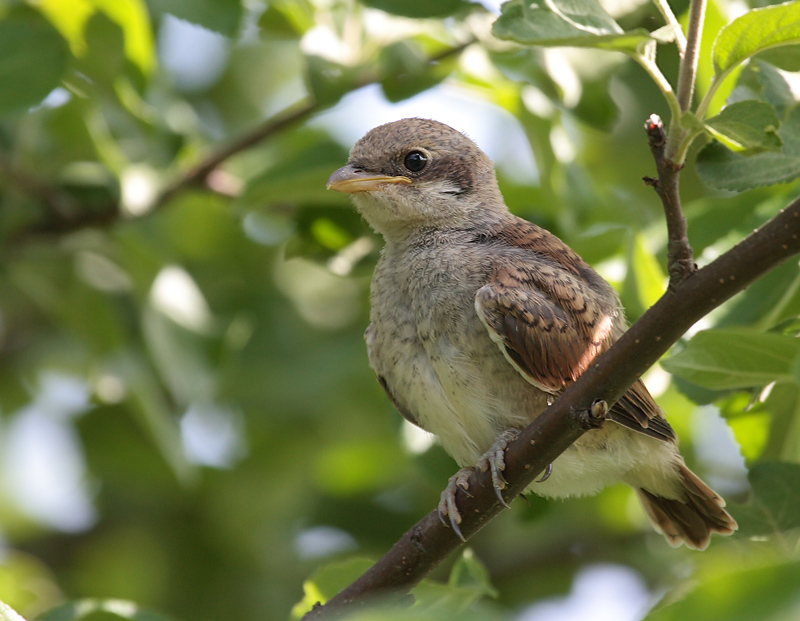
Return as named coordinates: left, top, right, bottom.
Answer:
left=328, top=118, right=737, bottom=549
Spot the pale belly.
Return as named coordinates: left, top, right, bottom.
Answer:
left=367, top=248, right=680, bottom=501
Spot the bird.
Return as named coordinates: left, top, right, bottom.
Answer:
left=326, top=117, right=737, bottom=550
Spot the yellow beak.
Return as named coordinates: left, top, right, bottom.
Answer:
left=327, top=165, right=411, bottom=193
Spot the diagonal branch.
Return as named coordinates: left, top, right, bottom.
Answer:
left=7, top=38, right=476, bottom=243
left=156, top=38, right=476, bottom=207
left=303, top=195, right=800, bottom=619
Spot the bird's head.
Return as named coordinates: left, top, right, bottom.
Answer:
left=327, top=118, right=505, bottom=239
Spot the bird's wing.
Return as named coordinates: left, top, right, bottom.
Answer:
left=475, top=263, right=675, bottom=442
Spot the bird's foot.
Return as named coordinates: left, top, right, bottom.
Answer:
left=438, top=468, right=474, bottom=542
left=438, top=429, right=521, bottom=541
left=476, top=428, right=520, bottom=507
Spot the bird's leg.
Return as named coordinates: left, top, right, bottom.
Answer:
left=438, top=429, right=520, bottom=541
left=477, top=428, right=520, bottom=506
left=438, top=468, right=473, bottom=542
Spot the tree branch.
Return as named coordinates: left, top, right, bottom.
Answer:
left=643, top=114, right=695, bottom=285
left=155, top=38, right=476, bottom=207
left=7, top=38, right=476, bottom=242
left=156, top=100, right=318, bottom=206
left=303, top=195, right=800, bottom=619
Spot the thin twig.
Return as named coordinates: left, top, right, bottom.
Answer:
left=156, top=100, right=318, bottom=206
left=676, top=0, right=707, bottom=113
left=643, top=114, right=695, bottom=284
left=303, top=195, right=800, bottom=619
left=8, top=38, right=477, bottom=241
left=156, top=37, right=477, bottom=208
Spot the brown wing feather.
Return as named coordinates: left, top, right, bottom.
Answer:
left=476, top=263, right=615, bottom=392
left=476, top=219, right=675, bottom=442
left=611, top=380, right=676, bottom=441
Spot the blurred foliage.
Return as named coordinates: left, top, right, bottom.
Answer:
left=0, top=0, right=799, bottom=620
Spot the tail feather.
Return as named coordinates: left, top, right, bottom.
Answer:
left=637, top=463, right=738, bottom=550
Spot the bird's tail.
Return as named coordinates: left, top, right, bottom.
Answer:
left=636, top=463, right=738, bottom=550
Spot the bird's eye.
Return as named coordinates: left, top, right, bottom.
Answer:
left=403, top=150, right=428, bottom=173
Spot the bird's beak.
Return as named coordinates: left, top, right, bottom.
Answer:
left=327, top=165, right=412, bottom=193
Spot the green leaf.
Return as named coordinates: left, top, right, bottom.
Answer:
left=39, top=0, right=155, bottom=78
left=712, top=0, right=800, bottom=76
left=757, top=43, right=800, bottom=71
left=411, top=549, right=499, bottom=614
left=240, top=135, right=349, bottom=207
left=305, top=55, right=363, bottom=107
left=621, top=233, right=667, bottom=319
left=492, top=0, right=652, bottom=52
left=733, top=60, right=796, bottom=118
left=646, top=556, right=800, bottom=621
left=291, top=557, right=375, bottom=619
left=379, top=41, right=452, bottom=103
left=761, top=382, right=800, bottom=461
left=147, top=0, right=243, bottom=37
left=0, top=6, right=69, bottom=116
left=360, top=0, right=472, bottom=19
left=661, top=328, right=800, bottom=390
left=447, top=549, right=498, bottom=599
left=258, top=0, right=313, bottom=39
left=696, top=104, right=800, bottom=190
left=732, top=461, right=800, bottom=537
left=705, top=100, right=782, bottom=151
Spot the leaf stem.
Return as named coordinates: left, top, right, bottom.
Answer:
left=652, top=0, right=687, bottom=56
left=634, top=54, right=683, bottom=126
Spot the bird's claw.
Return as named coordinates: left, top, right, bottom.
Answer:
left=438, top=468, right=473, bottom=542
left=438, top=429, right=520, bottom=540
left=477, top=429, right=519, bottom=508
left=536, top=462, right=553, bottom=483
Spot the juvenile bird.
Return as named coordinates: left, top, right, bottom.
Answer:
left=327, top=118, right=737, bottom=549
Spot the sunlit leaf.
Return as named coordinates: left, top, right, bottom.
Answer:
left=712, top=0, right=800, bottom=75
left=259, top=0, right=313, bottom=39
left=291, top=557, right=375, bottom=619
left=662, top=328, right=800, bottom=389
left=39, top=0, right=155, bottom=76
left=492, top=0, right=652, bottom=52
